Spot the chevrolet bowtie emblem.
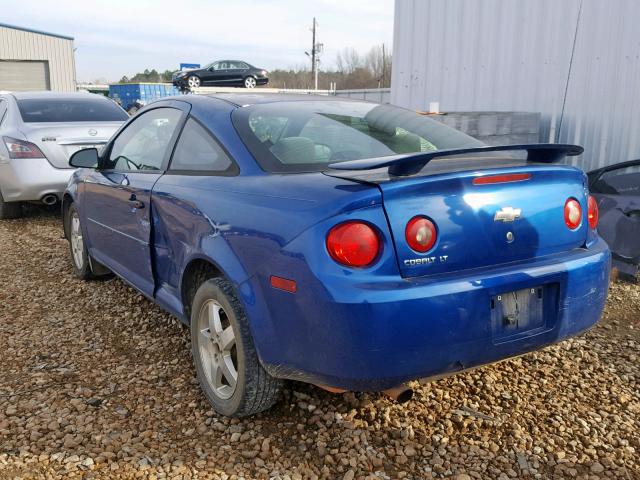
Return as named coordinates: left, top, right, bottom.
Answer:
left=494, top=207, right=522, bottom=222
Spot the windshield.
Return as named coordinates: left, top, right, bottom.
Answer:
left=232, top=100, right=484, bottom=173
left=18, top=98, right=128, bottom=123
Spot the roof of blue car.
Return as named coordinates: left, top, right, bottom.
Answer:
left=203, top=93, right=350, bottom=107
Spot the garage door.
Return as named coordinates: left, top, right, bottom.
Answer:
left=0, top=60, right=50, bottom=91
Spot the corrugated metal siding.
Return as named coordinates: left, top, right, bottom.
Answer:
left=0, top=26, right=75, bottom=92
left=391, top=0, right=640, bottom=171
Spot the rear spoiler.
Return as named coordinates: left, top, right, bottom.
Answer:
left=327, top=144, right=584, bottom=177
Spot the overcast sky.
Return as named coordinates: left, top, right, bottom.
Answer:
left=3, top=0, right=394, bottom=83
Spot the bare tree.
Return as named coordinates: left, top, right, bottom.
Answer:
left=336, top=47, right=362, bottom=75
left=364, top=45, right=391, bottom=87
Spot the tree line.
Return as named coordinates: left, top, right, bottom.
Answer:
left=270, top=45, right=391, bottom=90
left=117, top=45, right=391, bottom=90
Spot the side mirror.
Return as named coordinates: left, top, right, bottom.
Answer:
left=69, top=148, right=99, bottom=168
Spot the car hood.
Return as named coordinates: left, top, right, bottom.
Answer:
left=173, top=69, right=200, bottom=79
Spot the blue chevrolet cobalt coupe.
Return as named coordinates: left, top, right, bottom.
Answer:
left=63, top=94, right=610, bottom=417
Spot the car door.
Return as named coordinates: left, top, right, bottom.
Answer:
left=200, top=62, right=218, bottom=85
left=590, top=161, right=640, bottom=273
left=82, top=103, right=188, bottom=296
left=226, top=61, right=247, bottom=85
left=203, top=62, right=228, bottom=86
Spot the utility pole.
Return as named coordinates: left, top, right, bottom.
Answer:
left=311, top=17, right=316, bottom=87
left=305, top=18, right=323, bottom=90
left=381, top=43, right=386, bottom=88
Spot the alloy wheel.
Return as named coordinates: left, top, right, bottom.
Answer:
left=188, top=76, right=201, bottom=88
left=244, top=77, right=257, bottom=88
left=197, top=299, right=238, bottom=399
left=70, top=211, right=84, bottom=269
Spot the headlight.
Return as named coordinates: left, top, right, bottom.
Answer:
left=261, top=70, right=267, bottom=76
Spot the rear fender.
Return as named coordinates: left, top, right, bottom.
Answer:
left=239, top=203, right=399, bottom=366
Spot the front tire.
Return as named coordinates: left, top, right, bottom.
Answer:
left=187, top=76, right=201, bottom=89
left=191, top=278, right=282, bottom=417
left=0, top=191, right=22, bottom=219
left=243, top=76, right=257, bottom=88
left=67, top=203, right=94, bottom=279
left=66, top=203, right=112, bottom=280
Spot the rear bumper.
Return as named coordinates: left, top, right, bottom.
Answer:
left=0, top=158, right=73, bottom=202
left=245, top=238, right=611, bottom=391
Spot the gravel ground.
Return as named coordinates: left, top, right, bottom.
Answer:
left=0, top=210, right=638, bottom=480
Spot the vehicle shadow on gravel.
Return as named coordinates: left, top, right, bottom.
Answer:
left=0, top=214, right=638, bottom=480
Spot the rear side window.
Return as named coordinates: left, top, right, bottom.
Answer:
left=170, top=118, right=237, bottom=175
left=17, top=98, right=128, bottom=123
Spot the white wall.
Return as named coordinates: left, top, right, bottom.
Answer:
left=391, top=0, right=640, bottom=171
left=0, top=25, right=76, bottom=92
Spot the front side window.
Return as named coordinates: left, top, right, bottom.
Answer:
left=170, top=118, right=237, bottom=174
left=232, top=101, right=483, bottom=173
left=104, top=108, right=182, bottom=171
left=17, top=98, right=128, bottom=123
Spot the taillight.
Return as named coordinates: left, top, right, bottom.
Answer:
left=405, top=216, right=437, bottom=252
left=326, top=221, right=381, bottom=268
left=564, top=198, right=582, bottom=230
left=588, top=195, right=599, bottom=229
left=3, top=136, right=45, bottom=159
left=472, top=173, right=531, bottom=185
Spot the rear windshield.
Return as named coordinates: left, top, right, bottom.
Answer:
left=232, top=100, right=483, bottom=173
left=17, top=98, right=128, bottom=123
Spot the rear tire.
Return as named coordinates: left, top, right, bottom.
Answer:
left=190, top=278, right=282, bottom=417
left=0, top=191, right=22, bottom=219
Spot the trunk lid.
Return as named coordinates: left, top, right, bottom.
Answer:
left=376, top=165, right=589, bottom=278
left=22, top=122, right=123, bottom=168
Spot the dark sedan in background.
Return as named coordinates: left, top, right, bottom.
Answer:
left=172, top=60, right=269, bottom=89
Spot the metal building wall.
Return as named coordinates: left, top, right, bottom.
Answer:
left=391, top=0, right=640, bottom=171
left=0, top=25, right=76, bottom=92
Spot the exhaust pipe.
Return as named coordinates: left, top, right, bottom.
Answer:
left=382, top=384, right=413, bottom=403
left=41, top=194, right=58, bottom=206
left=315, top=384, right=347, bottom=394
